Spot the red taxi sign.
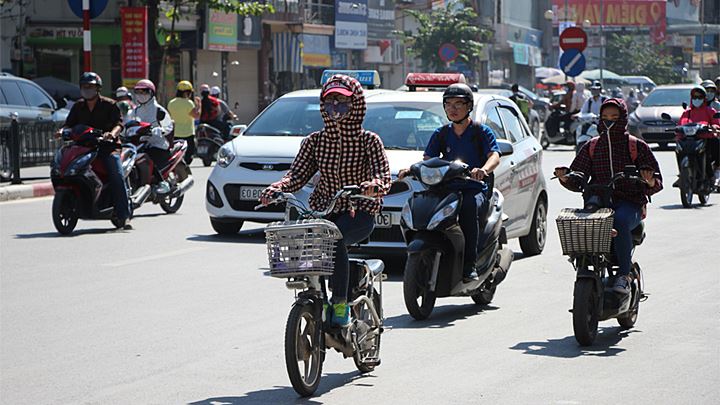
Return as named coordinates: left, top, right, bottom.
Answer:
left=405, top=73, right=466, bottom=91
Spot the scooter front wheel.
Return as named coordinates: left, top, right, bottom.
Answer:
left=403, top=253, right=437, bottom=320
left=572, top=278, right=599, bottom=346
left=285, top=303, right=324, bottom=397
left=52, top=190, right=78, bottom=235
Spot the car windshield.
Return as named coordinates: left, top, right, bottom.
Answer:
left=642, top=89, right=690, bottom=107
left=243, top=97, right=323, bottom=136
left=365, top=102, right=448, bottom=151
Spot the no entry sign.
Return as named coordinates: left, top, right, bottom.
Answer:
left=559, top=27, right=587, bottom=52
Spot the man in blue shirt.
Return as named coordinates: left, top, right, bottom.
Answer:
left=400, top=83, right=500, bottom=282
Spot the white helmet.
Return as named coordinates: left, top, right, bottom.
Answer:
left=210, top=86, right=221, bottom=97
left=115, top=86, right=130, bottom=98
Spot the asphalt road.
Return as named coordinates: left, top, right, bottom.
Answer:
left=1, top=148, right=718, bottom=405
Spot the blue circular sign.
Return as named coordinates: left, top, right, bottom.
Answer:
left=559, top=48, right=586, bottom=77
left=67, top=0, right=109, bottom=19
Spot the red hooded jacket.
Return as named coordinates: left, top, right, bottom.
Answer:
left=679, top=105, right=720, bottom=126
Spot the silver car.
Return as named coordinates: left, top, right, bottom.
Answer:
left=628, top=84, right=694, bottom=149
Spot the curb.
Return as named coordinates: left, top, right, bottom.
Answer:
left=0, top=182, right=54, bottom=202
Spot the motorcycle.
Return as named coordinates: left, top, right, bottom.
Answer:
left=258, top=186, right=384, bottom=397
left=574, top=112, right=599, bottom=154
left=542, top=104, right=580, bottom=149
left=196, top=119, right=243, bottom=167
left=50, top=125, right=136, bottom=235
left=399, top=157, right=514, bottom=320
left=122, top=121, right=194, bottom=214
left=554, top=167, right=648, bottom=346
left=662, top=112, right=720, bottom=208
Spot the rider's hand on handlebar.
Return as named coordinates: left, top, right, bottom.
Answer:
left=259, top=185, right=281, bottom=206
left=360, top=181, right=381, bottom=198
left=470, top=168, right=488, bottom=181
left=554, top=167, right=570, bottom=183
left=639, top=168, right=656, bottom=187
left=397, top=168, right=410, bottom=179
left=102, top=132, right=116, bottom=141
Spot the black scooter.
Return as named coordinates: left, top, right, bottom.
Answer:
left=399, top=154, right=514, bottom=320
left=542, top=105, right=579, bottom=149
left=662, top=112, right=720, bottom=208
left=554, top=167, right=648, bottom=346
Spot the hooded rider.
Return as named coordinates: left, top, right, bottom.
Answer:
left=555, top=98, right=663, bottom=294
left=680, top=85, right=720, bottom=182
left=259, top=75, right=391, bottom=327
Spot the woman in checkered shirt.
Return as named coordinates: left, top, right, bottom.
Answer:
left=260, top=74, right=391, bottom=327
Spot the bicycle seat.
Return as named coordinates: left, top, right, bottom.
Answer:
left=631, top=222, right=645, bottom=246
left=364, top=259, right=385, bottom=277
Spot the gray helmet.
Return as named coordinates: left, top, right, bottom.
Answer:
left=590, top=80, right=602, bottom=89
left=79, top=72, right=102, bottom=88
left=701, top=79, right=716, bottom=91
left=443, top=83, right=474, bottom=106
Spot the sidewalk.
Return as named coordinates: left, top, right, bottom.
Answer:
left=0, top=165, right=53, bottom=202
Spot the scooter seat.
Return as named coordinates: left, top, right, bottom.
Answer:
left=631, top=222, right=645, bottom=246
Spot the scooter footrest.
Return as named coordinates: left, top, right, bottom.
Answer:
left=361, top=357, right=381, bottom=366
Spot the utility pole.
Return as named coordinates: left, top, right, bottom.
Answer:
left=700, top=0, right=704, bottom=78
left=600, top=0, right=604, bottom=88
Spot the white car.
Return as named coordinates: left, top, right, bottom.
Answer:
left=206, top=74, right=548, bottom=256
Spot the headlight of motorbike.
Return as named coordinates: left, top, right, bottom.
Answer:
left=217, top=144, right=236, bottom=168
left=67, top=153, right=95, bottom=176
left=419, top=165, right=448, bottom=186
left=401, top=201, right=414, bottom=230
left=427, top=200, right=459, bottom=230
left=683, top=126, right=698, bottom=136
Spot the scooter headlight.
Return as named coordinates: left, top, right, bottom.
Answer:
left=420, top=165, right=448, bottom=186
left=683, top=126, right=698, bottom=136
left=401, top=201, right=414, bottom=230
left=217, top=144, right=236, bottom=168
left=427, top=200, right=459, bottom=230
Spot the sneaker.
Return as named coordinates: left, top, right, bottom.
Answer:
left=462, top=270, right=479, bottom=284
left=331, top=302, right=351, bottom=327
left=613, top=275, right=631, bottom=294
left=122, top=218, right=133, bottom=230
left=154, top=181, right=171, bottom=195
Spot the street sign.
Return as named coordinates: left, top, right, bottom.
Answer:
left=559, top=27, right=587, bottom=52
left=67, top=0, right=109, bottom=19
left=438, top=43, right=459, bottom=63
left=559, top=48, right=586, bottom=77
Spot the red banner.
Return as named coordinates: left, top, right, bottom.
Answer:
left=551, top=0, right=665, bottom=27
left=121, top=7, right=148, bottom=88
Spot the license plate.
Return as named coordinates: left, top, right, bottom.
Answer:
left=239, top=186, right=266, bottom=200
left=374, top=212, right=392, bottom=228
left=197, top=145, right=209, bottom=154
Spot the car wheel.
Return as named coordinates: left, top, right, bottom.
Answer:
left=519, top=197, right=547, bottom=256
left=210, top=218, right=243, bottom=234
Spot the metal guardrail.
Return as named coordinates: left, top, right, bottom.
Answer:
left=0, top=117, right=61, bottom=183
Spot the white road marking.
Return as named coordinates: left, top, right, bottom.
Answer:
left=104, top=246, right=207, bottom=267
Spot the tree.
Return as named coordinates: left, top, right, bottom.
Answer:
left=395, top=1, right=490, bottom=73
left=140, top=0, right=274, bottom=95
left=605, top=33, right=685, bottom=85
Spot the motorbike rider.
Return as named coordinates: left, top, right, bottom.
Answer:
left=198, top=84, right=226, bottom=138
left=679, top=85, right=720, bottom=182
left=210, top=85, right=238, bottom=122
left=547, top=80, right=579, bottom=138
left=259, top=75, right=391, bottom=327
left=56, top=72, right=132, bottom=230
left=168, top=80, right=200, bottom=165
left=701, top=80, right=720, bottom=111
left=130, top=79, right=174, bottom=195
left=399, top=83, right=501, bottom=283
left=581, top=81, right=607, bottom=116
left=115, top=86, right=134, bottom=122
left=554, top=98, right=663, bottom=294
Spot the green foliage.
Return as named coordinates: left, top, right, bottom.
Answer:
left=605, top=33, right=686, bottom=85
left=395, top=1, right=489, bottom=72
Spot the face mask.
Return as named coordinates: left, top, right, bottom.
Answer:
left=324, top=100, right=352, bottom=121
left=80, top=88, right=98, bottom=100
left=135, top=94, right=151, bottom=104
left=707, top=92, right=716, bottom=101
left=201, top=90, right=210, bottom=97
left=691, top=98, right=704, bottom=108
left=591, top=90, right=601, bottom=97
left=603, top=120, right=615, bottom=129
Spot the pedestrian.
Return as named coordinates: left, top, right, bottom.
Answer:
left=168, top=81, right=200, bottom=164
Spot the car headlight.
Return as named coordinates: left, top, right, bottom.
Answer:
left=401, top=201, right=414, bottom=230
left=420, top=165, right=448, bottom=186
left=427, top=200, right=459, bottom=230
left=217, top=144, right=236, bottom=168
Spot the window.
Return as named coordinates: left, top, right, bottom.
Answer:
left=483, top=105, right=507, bottom=141
left=244, top=97, right=324, bottom=136
left=497, top=106, right=525, bottom=143
left=0, top=81, right=26, bottom=106
left=18, top=82, right=54, bottom=109
left=365, top=102, right=447, bottom=150
left=500, top=104, right=528, bottom=141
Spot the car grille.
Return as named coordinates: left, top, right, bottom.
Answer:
left=223, top=184, right=285, bottom=212
left=239, top=162, right=292, bottom=171
left=643, top=120, right=672, bottom=126
left=640, top=132, right=674, bottom=142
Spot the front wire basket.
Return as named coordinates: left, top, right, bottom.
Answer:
left=264, top=219, right=343, bottom=278
left=556, top=208, right=615, bottom=256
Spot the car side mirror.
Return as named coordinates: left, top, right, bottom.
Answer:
left=56, top=98, right=67, bottom=109
left=497, top=139, right=514, bottom=156
left=661, top=112, right=672, bottom=121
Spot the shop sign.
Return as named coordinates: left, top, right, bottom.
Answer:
left=551, top=0, right=665, bottom=27
left=335, top=0, right=368, bottom=50
left=121, top=7, right=149, bottom=88
left=367, top=0, right=395, bottom=41
left=207, top=8, right=237, bottom=51
left=303, top=34, right=332, bottom=67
